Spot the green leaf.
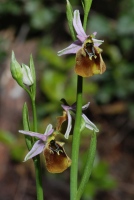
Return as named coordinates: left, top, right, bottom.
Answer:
left=22, top=103, right=32, bottom=150
left=0, top=130, right=16, bottom=145
left=66, top=0, right=76, bottom=40
left=77, top=131, right=97, bottom=200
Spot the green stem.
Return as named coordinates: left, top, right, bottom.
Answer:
left=33, top=156, right=44, bottom=200
left=32, top=99, right=37, bottom=132
left=31, top=98, right=44, bottom=200
left=70, top=75, right=83, bottom=200
left=76, top=131, right=97, bottom=200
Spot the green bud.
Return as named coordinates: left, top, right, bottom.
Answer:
left=10, top=51, right=23, bottom=87
left=22, top=64, right=34, bottom=86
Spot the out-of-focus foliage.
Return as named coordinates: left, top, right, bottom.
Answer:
left=80, top=159, right=116, bottom=200
left=0, top=130, right=26, bottom=161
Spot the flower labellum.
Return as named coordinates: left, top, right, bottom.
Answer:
left=19, top=124, right=71, bottom=173
left=75, top=37, right=106, bottom=77
left=44, top=139, right=71, bottom=173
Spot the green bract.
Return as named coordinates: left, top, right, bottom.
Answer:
left=10, top=51, right=23, bottom=87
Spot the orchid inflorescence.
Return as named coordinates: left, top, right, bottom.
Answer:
left=10, top=1, right=107, bottom=199
left=10, top=9, right=105, bottom=176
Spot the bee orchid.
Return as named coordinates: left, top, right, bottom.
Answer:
left=58, top=10, right=106, bottom=77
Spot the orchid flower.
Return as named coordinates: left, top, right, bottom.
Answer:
left=58, top=10, right=103, bottom=56
left=58, top=10, right=106, bottom=77
left=56, top=100, right=99, bottom=139
left=19, top=124, right=54, bottom=161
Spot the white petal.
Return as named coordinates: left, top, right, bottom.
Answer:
left=93, top=38, right=104, bottom=47
left=64, top=111, right=72, bottom=139
left=22, top=64, right=34, bottom=86
left=82, top=102, right=90, bottom=110
left=82, top=114, right=99, bottom=132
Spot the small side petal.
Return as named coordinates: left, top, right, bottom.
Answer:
left=93, top=32, right=97, bottom=36
left=64, top=110, right=72, bottom=139
left=24, top=140, right=45, bottom=161
left=58, top=41, right=82, bottom=56
left=93, top=38, right=104, bottom=47
left=44, top=124, right=54, bottom=136
left=61, top=104, right=71, bottom=111
left=82, top=114, right=99, bottom=132
left=73, top=10, right=87, bottom=42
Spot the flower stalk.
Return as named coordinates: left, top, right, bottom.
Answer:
left=70, top=75, right=83, bottom=200
left=64, top=1, right=97, bottom=199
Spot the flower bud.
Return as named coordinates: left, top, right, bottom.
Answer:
left=10, top=51, right=23, bottom=86
left=22, top=64, right=34, bottom=86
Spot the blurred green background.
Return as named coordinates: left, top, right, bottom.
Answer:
left=0, top=0, right=134, bottom=199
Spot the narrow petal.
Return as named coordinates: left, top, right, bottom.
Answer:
left=82, top=114, right=99, bottom=132
left=93, top=32, right=97, bottom=36
left=58, top=41, right=82, bottom=56
left=73, top=10, right=87, bottom=42
left=19, top=125, right=53, bottom=142
left=61, top=104, right=71, bottom=111
left=19, top=130, right=46, bottom=141
left=24, top=140, right=45, bottom=161
left=64, top=110, right=72, bottom=139
left=82, top=102, right=90, bottom=110
left=93, top=38, right=104, bottom=47
left=22, top=64, right=34, bottom=86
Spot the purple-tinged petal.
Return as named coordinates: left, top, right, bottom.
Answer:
left=82, top=114, right=99, bottom=132
left=76, top=35, right=87, bottom=42
left=19, top=130, right=46, bottom=141
left=24, top=140, right=45, bottom=161
left=64, top=110, right=72, bottom=139
left=82, top=102, right=90, bottom=110
left=93, top=38, right=104, bottom=47
left=73, top=10, right=87, bottom=42
left=19, top=125, right=53, bottom=142
left=44, top=124, right=54, bottom=136
left=58, top=41, right=82, bottom=56
left=61, top=104, right=72, bottom=112
left=93, top=32, right=97, bottom=36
